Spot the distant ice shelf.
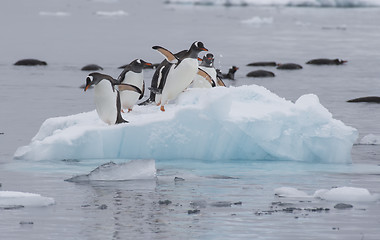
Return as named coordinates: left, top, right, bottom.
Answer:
left=14, top=85, right=357, bottom=163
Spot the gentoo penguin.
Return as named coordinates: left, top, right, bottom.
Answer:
left=117, top=59, right=152, bottom=112
left=152, top=41, right=209, bottom=111
left=246, top=70, right=275, bottom=78
left=192, top=53, right=220, bottom=88
left=217, top=66, right=239, bottom=80
left=276, top=63, right=303, bottom=70
left=14, top=59, right=47, bottom=66
left=84, top=72, right=128, bottom=125
left=306, top=58, right=347, bottom=65
left=81, top=64, right=103, bottom=71
left=347, top=96, right=380, bottom=103
left=247, top=61, right=277, bottom=67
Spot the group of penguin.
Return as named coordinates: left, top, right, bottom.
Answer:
left=84, top=41, right=227, bottom=125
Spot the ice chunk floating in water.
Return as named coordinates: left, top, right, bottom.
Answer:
left=275, top=187, right=380, bottom=202
left=65, top=159, right=156, bottom=182
left=0, top=191, right=55, bottom=207
left=14, top=85, right=357, bottom=163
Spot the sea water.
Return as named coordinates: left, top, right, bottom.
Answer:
left=1, top=0, right=380, bottom=239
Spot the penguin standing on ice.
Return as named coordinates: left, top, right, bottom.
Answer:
left=84, top=72, right=129, bottom=125
left=152, top=41, right=211, bottom=111
left=139, top=50, right=188, bottom=106
left=192, top=53, right=225, bottom=88
left=117, top=59, right=152, bottom=112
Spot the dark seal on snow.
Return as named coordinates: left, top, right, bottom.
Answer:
left=14, top=59, right=47, bottom=66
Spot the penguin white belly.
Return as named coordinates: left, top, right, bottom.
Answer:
left=192, top=66, right=216, bottom=89
left=162, top=59, right=198, bottom=104
left=192, top=75, right=212, bottom=88
left=123, top=72, right=144, bottom=89
left=120, top=72, right=143, bottom=110
left=94, top=80, right=118, bottom=125
left=120, top=91, right=140, bottom=109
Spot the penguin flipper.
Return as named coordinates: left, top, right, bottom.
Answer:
left=118, top=83, right=142, bottom=95
left=117, top=66, right=131, bottom=83
left=139, top=81, right=145, bottom=100
left=217, top=77, right=226, bottom=87
left=152, top=46, right=178, bottom=64
left=115, top=91, right=128, bottom=124
left=197, top=68, right=216, bottom=87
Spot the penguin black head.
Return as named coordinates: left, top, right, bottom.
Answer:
left=190, top=41, right=208, bottom=53
left=129, top=59, right=153, bottom=73
left=200, top=53, right=215, bottom=67
left=84, top=72, right=115, bottom=91
left=230, top=66, right=239, bottom=73
left=335, top=59, right=348, bottom=65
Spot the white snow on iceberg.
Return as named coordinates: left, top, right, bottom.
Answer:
left=14, top=85, right=357, bottom=163
left=65, top=159, right=156, bottom=182
left=0, top=191, right=55, bottom=207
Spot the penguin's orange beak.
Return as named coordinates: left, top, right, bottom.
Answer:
left=200, top=47, right=208, bottom=51
left=84, top=85, right=90, bottom=91
left=198, top=57, right=202, bottom=61
left=145, top=62, right=152, bottom=66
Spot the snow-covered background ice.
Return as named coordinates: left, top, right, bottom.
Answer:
left=1, top=0, right=380, bottom=239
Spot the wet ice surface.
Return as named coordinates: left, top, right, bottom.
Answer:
left=1, top=0, right=380, bottom=239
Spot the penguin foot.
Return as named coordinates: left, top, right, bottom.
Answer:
left=160, top=106, right=165, bottom=112
left=128, top=108, right=132, bottom=112
left=121, top=109, right=125, bottom=113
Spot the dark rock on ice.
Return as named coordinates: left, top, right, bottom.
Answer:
left=334, top=203, right=353, bottom=209
left=14, top=59, right=47, bottom=66
left=277, top=63, right=303, bottom=70
left=247, top=61, right=277, bottom=67
left=81, top=64, right=103, bottom=71
left=347, top=96, right=380, bottom=103
left=159, top=200, right=172, bottom=205
left=306, top=58, right=347, bottom=65
left=246, top=70, right=275, bottom=78
left=188, top=209, right=200, bottom=214
left=233, top=201, right=242, bottom=205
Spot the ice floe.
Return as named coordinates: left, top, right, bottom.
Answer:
left=0, top=191, right=55, bottom=208
left=14, top=85, right=357, bottom=163
left=275, top=186, right=380, bottom=202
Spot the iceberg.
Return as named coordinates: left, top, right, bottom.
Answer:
left=0, top=191, right=55, bottom=208
left=14, top=85, right=357, bottom=163
left=359, top=134, right=380, bottom=145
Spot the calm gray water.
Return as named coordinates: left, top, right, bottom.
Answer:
left=1, top=0, right=380, bottom=239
